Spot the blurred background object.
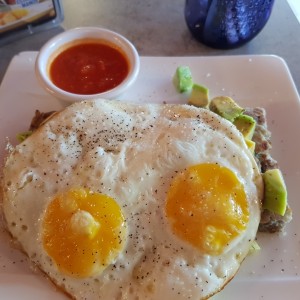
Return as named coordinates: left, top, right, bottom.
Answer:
left=287, top=0, right=300, bottom=23
left=184, top=0, right=275, bottom=49
left=0, top=0, right=63, bottom=44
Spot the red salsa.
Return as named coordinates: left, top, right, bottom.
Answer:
left=49, top=40, right=129, bottom=95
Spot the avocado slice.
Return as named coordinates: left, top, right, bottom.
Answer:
left=173, top=66, right=193, bottom=93
left=245, top=138, right=256, bottom=154
left=209, top=96, right=244, bottom=122
left=188, top=83, right=209, bottom=108
left=262, top=169, right=287, bottom=216
left=233, top=114, right=256, bottom=140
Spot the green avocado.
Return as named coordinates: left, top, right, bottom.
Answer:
left=262, top=169, right=288, bottom=216
left=188, top=83, right=209, bottom=108
left=233, top=114, right=256, bottom=140
left=209, top=96, right=244, bottom=122
left=16, top=131, right=33, bottom=142
left=173, top=66, right=193, bottom=93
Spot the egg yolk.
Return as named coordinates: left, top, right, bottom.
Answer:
left=42, top=188, right=127, bottom=277
left=165, top=163, right=249, bottom=256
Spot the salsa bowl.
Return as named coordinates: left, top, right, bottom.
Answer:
left=35, top=27, right=140, bottom=102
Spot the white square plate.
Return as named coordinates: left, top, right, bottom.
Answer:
left=0, top=52, right=300, bottom=300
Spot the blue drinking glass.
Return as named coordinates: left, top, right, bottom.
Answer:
left=185, top=0, right=275, bottom=49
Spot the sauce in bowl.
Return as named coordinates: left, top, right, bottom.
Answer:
left=36, top=27, right=140, bottom=102
left=49, top=39, right=129, bottom=95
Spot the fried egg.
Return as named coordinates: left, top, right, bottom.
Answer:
left=2, top=99, right=263, bottom=299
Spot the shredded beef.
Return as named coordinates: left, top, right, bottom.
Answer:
left=29, top=110, right=57, bottom=131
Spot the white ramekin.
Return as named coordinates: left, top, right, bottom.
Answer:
left=35, top=27, right=140, bottom=102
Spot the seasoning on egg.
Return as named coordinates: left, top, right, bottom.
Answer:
left=49, top=40, right=129, bottom=95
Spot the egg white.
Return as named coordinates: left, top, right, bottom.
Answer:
left=2, top=99, right=263, bottom=299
